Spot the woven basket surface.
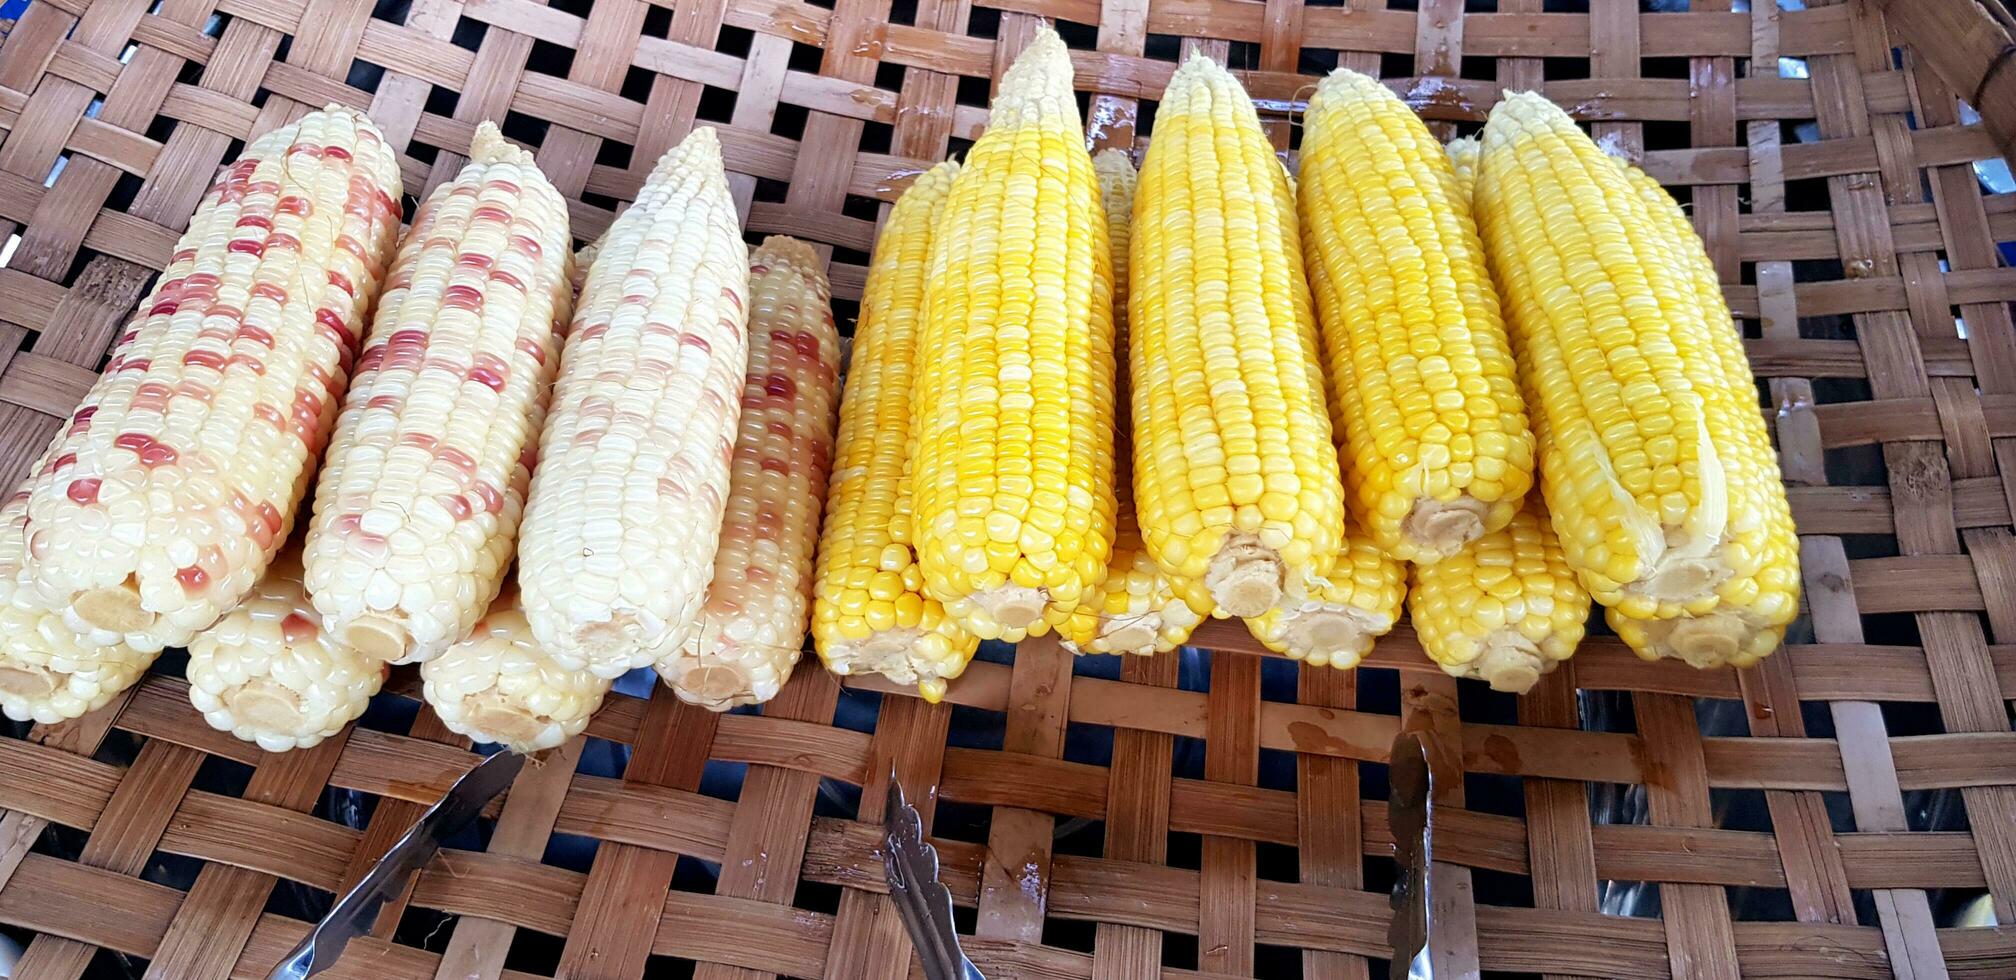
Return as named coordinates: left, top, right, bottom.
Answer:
left=3, top=0, right=2016, bottom=977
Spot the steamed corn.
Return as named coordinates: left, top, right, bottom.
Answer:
left=659, top=237, right=842, bottom=709
left=1299, top=70, right=1533, bottom=564
left=1408, top=502, right=1589, bottom=692
left=1130, top=55, right=1345, bottom=618
left=1243, top=534, right=1405, bottom=668
left=11, top=107, right=402, bottom=652
left=422, top=592, right=612, bottom=752
left=187, top=547, right=385, bottom=751
left=0, top=491, right=154, bottom=723
left=812, top=164, right=979, bottom=701
left=1602, top=162, right=1799, bottom=667
left=911, top=28, right=1118, bottom=641
left=516, top=127, right=750, bottom=678
left=303, top=123, right=571, bottom=665
left=1062, top=149, right=1208, bottom=655
left=1475, top=92, right=1787, bottom=621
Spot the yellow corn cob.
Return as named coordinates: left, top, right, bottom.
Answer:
left=1129, top=54, right=1344, bottom=620
left=1447, top=136, right=1481, bottom=201
left=0, top=490, right=153, bottom=723
left=11, top=106, right=402, bottom=652
left=1243, top=533, right=1405, bottom=668
left=659, top=237, right=842, bottom=709
left=1061, top=149, right=1207, bottom=655
left=812, top=164, right=979, bottom=702
left=422, top=591, right=612, bottom=752
left=1602, top=163, right=1799, bottom=667
left=516, top=127, right=750, bottom=678
left=1407, top=502, right=1589, bottom=692
left=303, top=123, right=572, bottom=665
left=1476, top=91, right=1777, bottom=620
left=912, top=28, right=1118, bottom=641
left=1298, top=70, right=1533, bottom=565
left=187, top=547, right=385, bottom=752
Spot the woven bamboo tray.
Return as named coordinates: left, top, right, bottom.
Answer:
left=5, top=0, right=2016, bottom=976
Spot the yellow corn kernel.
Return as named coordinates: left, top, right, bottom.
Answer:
left=1476, top=91, right=1780, bottom=619
left=1130, top=55, right=1345, bottom=619
left=187, top=547, right=385, bottom=752
left=303, top=122, right=572, bottom=666
left=1299, top=70, right=1534, bottom=564
left=422, top=592, right=613, bottom=752
left=660, top=237, right=842, bottom=709
left=13, top=106, right=402, bottom=652
left=1243, top=532, right=1405, bottom=669
left=912, top=28, right=1119, bottom=642
left=1407, top=502, right=1589, bottom=692
left=813, top=163, right=979, bottom=701
left=516, top=127, right=750, bottom=678
left=1603, top=162, right=1800, bottom=667
left=0, top=490, right=153, bottom=723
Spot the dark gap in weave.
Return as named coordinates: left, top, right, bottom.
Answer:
left=87, top=947, right=143, bottom=978
left=391, top=901, right=458, bottom=954
left=1878, top=698, right=1948, bottom=738
left=772, top=102, right=810, bottom=141
left=874, top=59, right=906, bottom=93
left=1642, top=120, right=1693, bottom=155
left=1709, top=786, right=1774, bottom=832
left=1363, top=851, right=1399, bottom=896
left=1905, top=786, right=1968, bottom=835
left=1354, top=664, right=1401, bottom=716
left=1640, top=56, right=1692, bottom=80
left=643, top=1, right=673, bottom=38
left=931, top=796, right=995, bottom=845
left=1784, top=175, right=1833, bottom=212
left=670, top=852, right=723, bottom=893
left=594, top=137, right=632, bottom=171
left=857, top=120, right=894, bottom=155
left=176, top=56, right=206, bottom=86
left=449, top=15, right=487, bottom=52
left=752, top=176, right=791, bottom=204
left=1300, top=48, right=1341, bottom=77
left=1380, top=51, right=1415, bottom=81
left=1039, top=914, right=1098, bottom=955
left=423, top=83, right=460, bottom=126
left=264, top=873, right=334, bottom=929
left=1054, top=815, right=1104, bottom=857
left=713, top=23, right=753, bottom=57
left=644, top=954, right=698, bottom=978
left=549, top=0, right=593, bottom=17
left=1543, top=0, right=1590, bottom=11
left=1389, top=0, right=1420, bottom=10
left=1075, top=88, right=1094, bottom=127
left=528, top=38, right=577, bottom=78
left=369, top=0, right=410, bottom=22
left=1062, top=718, right=1115, bottom=769
left=1160, top=931, right=1199, bottom=969
left=948, top=701, right=1006, bottom=750
left=1465, top=0, right=1499, bottom=11
left=502, top=928, right=564, bottom=975
left=697, top=758, right=746, bottom=803
left=948, top=134, right=976, bottom=160
left=697, top=85, right=738, bottom=125
left=952, top=901, right=978, bottom=937
left=1362, top=759, right=1392, bottom=804
left=887, top=0, right=917, bottom=26
left=1256, top=944, right=1306, bottom=977
left=1254, top=840, right=1300, bottom=882
left=1224, top=40, right=1261, bottom=71
left=956, top=73, right=992, bottom=108
left=832, top=244, right=871, bottom=269
left=1465, top=772, right=1526, bottom=819
left=273, top=33, right=293, bottom=63
left=1143, top=32, right=1184, bottom=64
left=1457, top=675, right=1521, bottom=726
left=500, top=110, right=551, bottom=150
left=966, top=5, right=1000, bottom=39
left=103, top=171, right=146, bottom=217
left=793, top=878, right=844, bottom=916
left=1165, top=829, right=1203, bottom=871
left=1541, top=56, right=1591, bottom=81
left=788, top=39, right=824, bottom=74
left=1054, top=18, right=1099, bottom=51
left=581, top=189, right=622, bottom=214
left=1728, top=885, right=1799, bottom=921
left=1257, top=655, right=1300, bottom=703
left=540, top=829, right=604, bottom=873
left=1460, top=55, right=1497, bottom=82
left=831, top=293, right=860, bottom=333
left=1257, top=746, right=1297, bottom=792
left=1472, top=867, right=1534, bottom=909
left=619, top=63, right=656, bottom=103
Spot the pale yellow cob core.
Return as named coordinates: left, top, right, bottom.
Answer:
left=1603, top=163, right=1799, bottom=667
left=1446, top=136, right=1481, bottom=202
left=1243, top=533, right=1405, bottom=669
left=517, top=127, right=750, bottom=677
left=187, top=548, right=386, bottom=752
left=14, top=107, right=402, bottom=652
left=1129, top=55, right=1344, bottom=618
left=0, top=490, right=154, bottom=723
left=912, top=28, right=1119, bottom=642
left=1299, top=70, right=1533, bottom=564
left=813, top=163, right=979, bottom=701
left=304, top=122, right=572, bottom=666
left=661, top=237, right=842, bottom=709
left=422, top=594, right=613, bottom=752
left=1476, top=91, right=1760, bottom=618
left=1062, top=149, right=1207, bottom=656
left=1407, top=502, right=1590, bottom=693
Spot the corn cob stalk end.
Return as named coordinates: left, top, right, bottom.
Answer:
left=1607, top=605, right=1782, bottom=670
left=424, top=596, right=613, bottom=752
left=1205, top=537, right=1284, bottom=619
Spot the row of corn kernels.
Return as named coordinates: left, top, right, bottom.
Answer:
left=0, top=108, right=848, bottom=754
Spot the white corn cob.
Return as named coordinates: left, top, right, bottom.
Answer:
left=658, top=237, right=842, bottom=709
left=1243, top=534, right=1406, bottom=669
left=515, top=127, right=751, bottom=678
left=422, top=592, right=612, bottom=752
left=303, top=123, right=572, bottom=665
left=13, top=106, right=402, bottom=652
left=0, top=490, right=154, bottom=723
left=187, top=546, right=386, bottom=752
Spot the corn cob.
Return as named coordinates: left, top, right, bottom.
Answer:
left=1447, top=136, right=1481, bottom=202
left=303, top=123, right=572, bottom=665
left=812, top=165, right=979, bottom=702
left=187, top=547, right=385, bottom=752
left=1298, top=70, right=1533, bottom=565
left=912, top=28, right=1118, bottom=641
left=1243, top=533, right=1405, bottom=669
left=1407, top=502, right=1589, bottom=692
left=422, top=591, right=612, bottom=752
left=1061, top=149, right=1207, bottom=655
left=659, top=237, right=842, bottom=709
left=11, top=107, right=402, bottom=652
left=1127, top=55, right=1344, bottom=620
left=1475, top=91, right=1779, bottom=620
left=1602, top=163, right=1799, bottom=668
left=516, top=127, right=750, bottom=678
left=0, top=490, right=154, bottom=723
